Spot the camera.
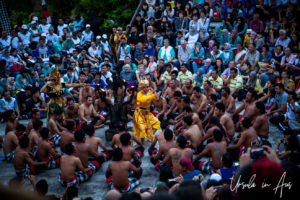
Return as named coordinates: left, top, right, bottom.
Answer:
left=250, top=147, right=266, bottom=160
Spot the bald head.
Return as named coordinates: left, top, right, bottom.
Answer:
left=104, top=190, right=121, bottom=200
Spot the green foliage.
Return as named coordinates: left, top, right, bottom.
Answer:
left=6, top=0, right=139, bottom=29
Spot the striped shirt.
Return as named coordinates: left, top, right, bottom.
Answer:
left=208, top=76, right=223, bottom=90
left=178, top=70, right=193, bottom=84
left=229, top=75, right=243, bottom=92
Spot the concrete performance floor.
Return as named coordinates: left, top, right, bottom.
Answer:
left=0, top=106, right=283, bottom=199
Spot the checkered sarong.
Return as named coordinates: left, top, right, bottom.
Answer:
left=46, top=153, right=60, bottom=169
left=107, top=176, right=139, bottom=193
left=49, top=134, right=61, bottom=146
left=5, top=151, right=14, bottom=162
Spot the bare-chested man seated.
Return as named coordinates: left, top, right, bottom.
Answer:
left=119, top=133, right=142, bottom=167
left=227, top=118, right=260, bottom=156
left=60, top=121, right=75, bottom=153
left=79, top=82, right=95, bottom=104
left=152, top=94, right=167, bottom=120
left=220, top=87, right=236, bottom=114
left=26, top=109, right=40, bottom=135
left=200, top=117, right=227, bottom=146
left=28, top=120, right=43, bottom=155
left=150, top=129, right=176, bottom=170
left=162, top=91, right=184, bottom=124
left=79, top=95, right=105, bottom=129
left=106, top=148, right=142, bottom=193
left=232, top=90, right=258, bottom=129
left=59, top=143, right=92, bottom=186
left=3, top=124, right=26, bottom=162
left=162, top=79, right=182, bottom=106
left=191, top=86, right=208, bottom=115
left=174, top=106, right=203, bottom=135
left=148, top=121, right=171, bottom=155
left=193, top=129, right=227, bottom=174
left=65, top=98, right=79, bottom=121
left=182, top=79, right=194, bottom=97
left=47, top=109, right=65, bottom=146
left=162, top=135, right=193, bottom=176
left=73, top=130, right=105, bottom=169
left=36, top=127, right=61, bottom=169
left=13, top=136, right=46, bottom=177
left=203, top=80, right=216, bottom=99
left=84, top=124, right=112, bottom=160
left=252, top=102, right=269, bottom=139
left=214, top=103, right=235, bottom=141
left=182, top=116, right=203, bottom=153
left=5, top=110, right=19, bottom=134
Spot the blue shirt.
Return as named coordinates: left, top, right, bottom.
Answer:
left=183, top=170, right=202, bottom=180
left=200, top=65, right=214, bottom=75
left=91, top=79, right=107, bottom=89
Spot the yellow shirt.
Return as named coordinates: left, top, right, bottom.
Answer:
left=229, top=75, right=243, bottom=92
left=137, top=90, right=158, bottom=108
left=178, top=70, right=193, bottom=85
left=208, top=76, right=223, bottom=90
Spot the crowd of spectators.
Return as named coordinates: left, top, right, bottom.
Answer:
left=1, top=0, right=300, bottom=200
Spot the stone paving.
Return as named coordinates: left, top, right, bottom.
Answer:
left=0, top=102, right=283, bottom=199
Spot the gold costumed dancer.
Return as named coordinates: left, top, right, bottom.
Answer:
left=40, top=66, right=86, bottom=121
left=133, top=79, right=161, bottom=144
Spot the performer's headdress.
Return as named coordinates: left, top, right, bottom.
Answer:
left=139, top=79, right=149, bottom=89
left=49, top=66, right=60, bottom=80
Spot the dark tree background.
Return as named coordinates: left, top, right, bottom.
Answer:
left=6, top=0, right=139, bottom=32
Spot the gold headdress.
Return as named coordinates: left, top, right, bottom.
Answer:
left=49, top=66, right=60, bottom=80
left=139, top=79, right=149, bottom=89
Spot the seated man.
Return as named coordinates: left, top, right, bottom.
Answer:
left=162, top=79, right=182, bottom=106
left=73, top=130, right=105, bottom=169
left=111, top=122, right=144, bottom=150
left=252, top=101, right=269, bottom=139
left=162, top=91, right=184, bottom=124
left=78, top=95, right=105, bottom=129
left=193, top=129, right=227, bottom=174
left=119, top=133, right=142, bottom=168
left=191, top=86, right=207, bottom=114
left=47, top=109, right=64, bottom=146
left=13, top=136, right=46, bottom=177
left=5, top=110, right=19, bottom=134
left=0, top=90, right=20, bottom=121
left=174, top=106, right=203, bottom=135
left=150, top=129, right=176, bottom=170
left=162, top=135, right=193, bottom=176
left=36, top=127, right=61, bottom=169
left=227, top=118, right=260, bottom=155
left=182, top=116, right=203, bottom=153
left=59, top=143, right=93, bottom=186
left=214, top=103, right=235, bottom=141
left=65, top=98, right=79, bottom=121
left=200, top=117, right=227, bottom=146
left=60, top=120, right=75, bottom=154
left=26, top=109, right=40, bottom=134
left=28, top=120, right=43, bottom=154
left=148, top=121, right=171, bottom=155
left=3, top=124, right=26, bottom=162
left=221, top=87, right=236, bottom=114
left=84, top=124, right=112, bottom=160
left=106, top=148, right=141, bottom=193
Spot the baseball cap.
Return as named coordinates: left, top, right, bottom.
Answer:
left=41, top=33, right=47, bottom=37
left=96, top=35, right=101, bottom=40
left=213, top=12, right=219, bottom=17
left=246, top=29, right=252, bottom=33
left=102, top=34, right=108, bottom=39
left=31, top=21, right=37, bottom=25
left=86, top=24, right=91, bottom=28
left=21, top=25, right=28, bottom=29
left=33, top=16, right=38, bottom=21
left=179, top=158, right=194, bottom=171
